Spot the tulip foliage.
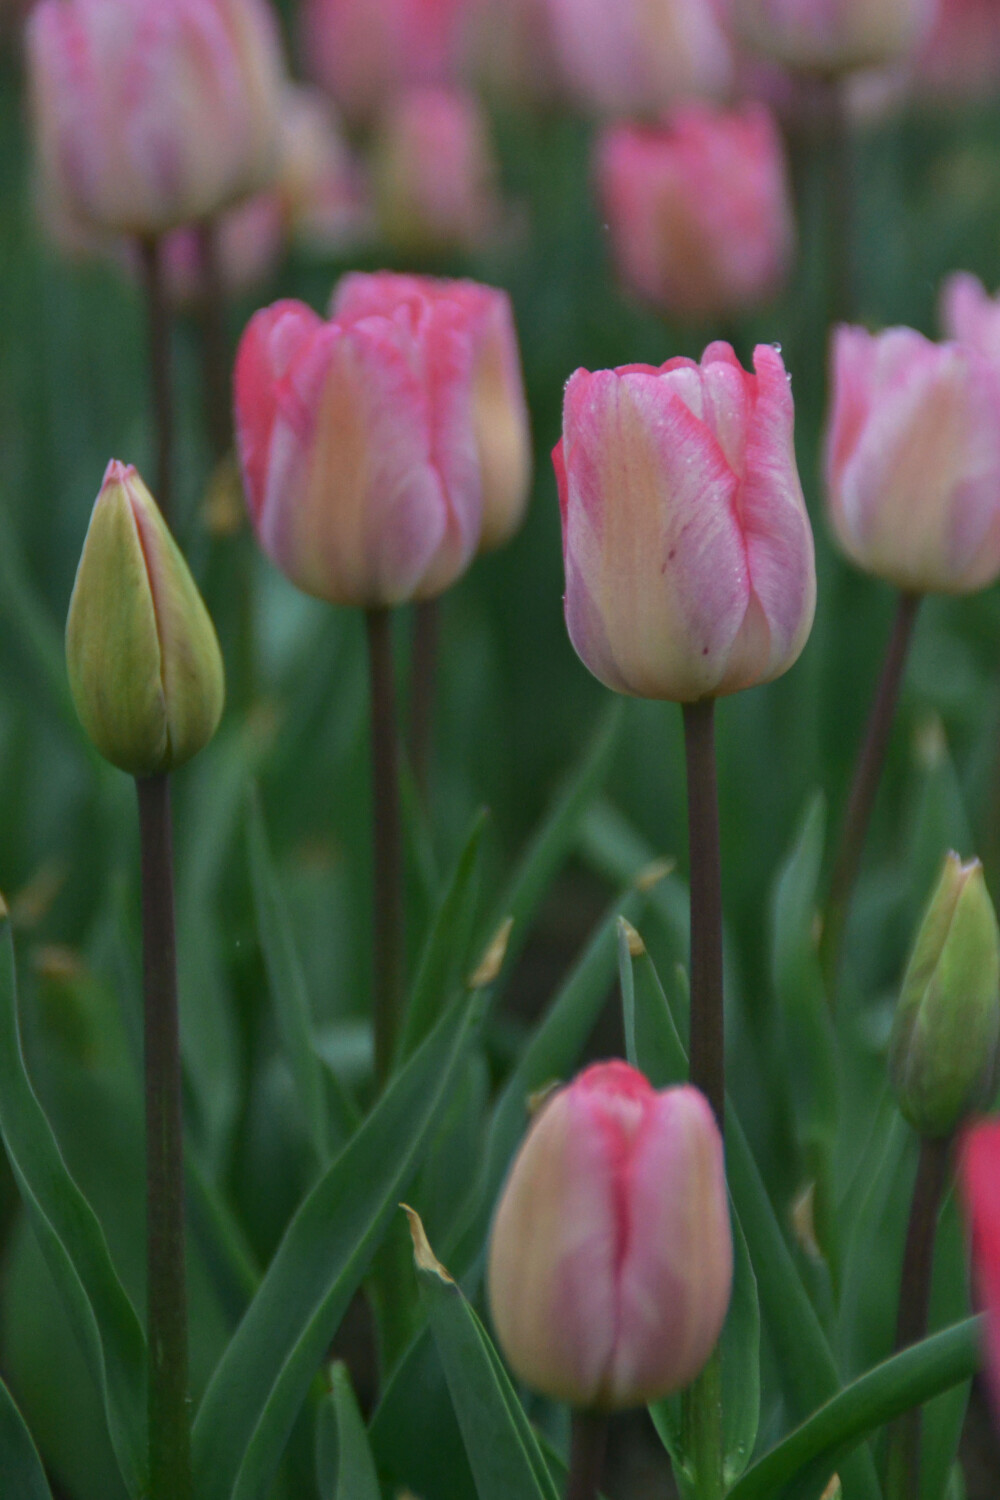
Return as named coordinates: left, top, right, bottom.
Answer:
left=8, top=0, right=1000, bottom=1498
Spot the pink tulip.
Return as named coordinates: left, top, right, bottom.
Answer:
left=727, top=0, right=936, bottom=72
left=546, top=0, right=733, bottom=114
left=26, top=0, right=285, bottom=237
left=825, top=325, right=1000, bottom=594
left=276, top=86, right=372, bottom=255
left=595, top=104, right=795, bottom=322
left=154, top=196, right=285, bottom=309
left=333, top=272, right=532, bottom=551
left=554, top=342, right=815, bottom=702
left=467, top=0, right=563, bottom=104
left=233, top=293, right=483, bottom=607
left=913, top=0, right=1000, bottom=100
left=487, top=1061, right=732, bottom=1409
left=960, top=1119, right=1000, bottom=1421
left=301, top=0, right=470, bottom=125
left=940, top=273, right=1000, bottom=362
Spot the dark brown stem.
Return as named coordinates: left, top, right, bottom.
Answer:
left=682, top=698, right=725, bottom=1131
left=139, top=238, right=175, bottom=526
left=366, top=608, right=404, bottom=1087
left=819, top=73, right=853, bottom=327
left=136, top=774, right=191, bottom=1500
left=822, top=591, right=922, bottom=993
left=886, top=1136, right=953, bottom=1500
left=196, top=221, right=233, bottom=465
left=566, top=1411, right=609, bottom=1500
left=410, top=598, right=439, bottom=800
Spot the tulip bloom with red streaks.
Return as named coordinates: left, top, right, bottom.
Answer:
left=960, top=1119, right=1000, bottom=1419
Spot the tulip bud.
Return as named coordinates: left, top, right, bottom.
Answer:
left=27, top=0, right=285, bottom=238
left=959, top=1118, right=1000, bottom=1419
left=595, top=104, right=795, bottom=323
left=727, top=0, right=935, bottom=74
left=66, top=461, right=225, bottom=776
left=913, top=0, right=1000, bottom=102
left=332, top=271, right=532, bottom=551
left=487, top=1061, right=732, bottom=1410
left=940, top=272, right=1000, bottom=362
left=555, top=341, right=815, bottom=702
left=825, top=325, right=1000, bottom=595
left=890, top=855, right=1000, bottom=1138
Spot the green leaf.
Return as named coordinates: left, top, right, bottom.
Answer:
left=405, top=1208, right=559, bottom=1500
left=397, top=808, right=488, bottom=1065
left=315, top=1363, right=380, bottom=1500
left=920, top=1191, right=971, bottom=1500
left=0, top=909, right=148, bottom=1498
left=369, top=1319, right=477, bottom=1500
left=191, top=982, right=483, bottom=1500
left=727, top=1317, right=982, bottom=1500
left=0, top=1372, right=54, bottom=1500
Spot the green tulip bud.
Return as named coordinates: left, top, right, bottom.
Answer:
left=889, top=852, right=1000, bottom=1138
left=66, top=460, right=225, bottom=776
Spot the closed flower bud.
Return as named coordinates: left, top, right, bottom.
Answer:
left=487, top=1061, right=732, bottom=1409
left=27, top=0, right=285, bottom=238
left=332, top=271, right=532, bottom=551
left=728, top=0, right=935, bottom=74
left=595, top=104, right=795, bottom=323
left=67, top=461, right=225, bottom=776
left=555, top=341, right=815, bottom=702
left=914, top=0, right=1000, bottom=102
left=825, top=325, right=1000, bottom=595
left=233, top=292, right=483, bottom=606
left=940, top=272, right=1000, bottom=361
left=890, top=855, right=1000, bottom=1138
left=959, top=1119, right=1000, bottom=1419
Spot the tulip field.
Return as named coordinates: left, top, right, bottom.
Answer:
left=6, top=0, right=1000, bottom=1498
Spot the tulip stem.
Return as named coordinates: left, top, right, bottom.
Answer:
left=366, top=607, right=405, bottom=1087
left=139, top=237, right=175, bottom=527
left=411, top=598, right=439, bottom=799
left=566, top=1411, right=609, bottom=1500
left=682, top=1347, right=725, bottom=1500
left=136, top=773, right=191, bottom=1500
left=820, top=74, right=853, bottom=326
left=196, top=221, right=233, bottom=465
left=682, top=698, right=725, bottom=1130
left=885, top=1135, right=952, bottom=1500
left=821, top=590, right=921, bottom=996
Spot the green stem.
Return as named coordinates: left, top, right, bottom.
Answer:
left=139, top=237, right=175, bottom=526
left=136, top=774, right=191, bottom=1500
left=365, top=608, right=404, bottom=1088
left=565, top=1410, right=609, bottom=1500
left=682, top=698, right=724, bottom=1130
left=682, top=1349, right=725, bottom=1500
left=410, top=597, right=439, bottom=801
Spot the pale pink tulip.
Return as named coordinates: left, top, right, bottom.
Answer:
left=825, top=325, right=1000, bottom=594
left=595, top=104, right=795, bottom=321
left=940, top=273, right=1000, bottom=362
left=333, top=272, right=532, bottom=550
left=555, top=342, right=815, bottom=702
left=156, top=196, right=286, bottom=309
left=488, top=1061, right=732, bottom=1409
left=913, top=0, right=1000, bottom=100
left=960, top=1119, right=1000, bottom=1422
left=728, top=0, right=936, bottom=72
left=26, top=0, right=285, bottom=237
left=233, top=294, right=482, bottom=606
left=546, top=0, right=733, bottom=114
left=276, top=86, right=372, bottom=254
left=467, top=0, right=563, bottom=104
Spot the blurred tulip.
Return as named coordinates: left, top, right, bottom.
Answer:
left=277, top=86, right=372, bottom=254
left=913, top=0, right=1000, bottom=100
left=546, top=0, right=733, bottom=114
left=301, top=0, right=470, bottom=125
left=67, top=461, right=225, bottom=775
left=487, top=1061, right=732, bottom=1409
left=333, top=271, right=532, bottom=550
left=595, top=103, right=795, bottom=321
left=825, top=325, right=1000, bottom=594
left=467, top=0, right=563, bottom=104
left=26, top=0, right=285, bottom=237
left=960, top=1118, right=1000, bottom=1419
left=890, top=853, right=1000, bottom=1138
left=727, top=0, right=935, bottom=72
left=371, top=87, right=504, bottom=255
left=159, top=196, right=286, bottom=308
left=940, top=272, right=1000, bottom=361
left=233, top=294, right=483, bottom=606
left=555, top=342, right=815, bottom=701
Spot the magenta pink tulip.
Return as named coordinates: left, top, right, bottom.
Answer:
left=26, top=0, right=285, bottom=237
left=960, top=1119, right=1000, bottom=1422
left=546, top=0, right=733, bottom=115
left=332, top=272, right=532, bottom=551
left=233, top=292, right=483, bottom=606
left=940, top=273, right=1000, bottom=362
left=554, top=342, right=815, bottom=702
left=825, top=325, right=1000, bottom=594
left=595, top=104, right=795, bottom=322
left=728, top=0, right=935, bottom=72
left=487, top=1061, right=732, bottom=1409
left=914, top=0, right=1000, bottom=100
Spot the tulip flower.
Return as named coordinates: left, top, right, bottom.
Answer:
left=555, top=341, right=815, bottom=702
left=595, top=104, right=795, bottom=322
left=66, top=461, right=225, bottom=777
left=26, top=0, right=285, bottom=237
left=960, top=1119, right=1000, bottom=1419
left=940, top=272, right=1000, bottom=362
left=488, top=1060, right=732, bottom=1409
left=467, top=0, right=563, bottom=104
left=277, top=86, right=372, bottom=255
left=333, top=271, right=532, bottom=551
left=825, top=325, right=1000, bottom=595
left=727, top=0, right=935, bottom=73
left=913, top=0, right=1000, bottom=101
left=546, top=0, right=733, bottom=115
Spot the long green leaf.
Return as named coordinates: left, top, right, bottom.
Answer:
left=0, top=908, right=148, bottom=1498
left=191, top=982, right=483, bottom=1500
left=315, top=1364, right=380, bottom=1500
left=728, top=1317, right=982, bottom=1500
left=0, top=1372, right=54, bottom=1500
